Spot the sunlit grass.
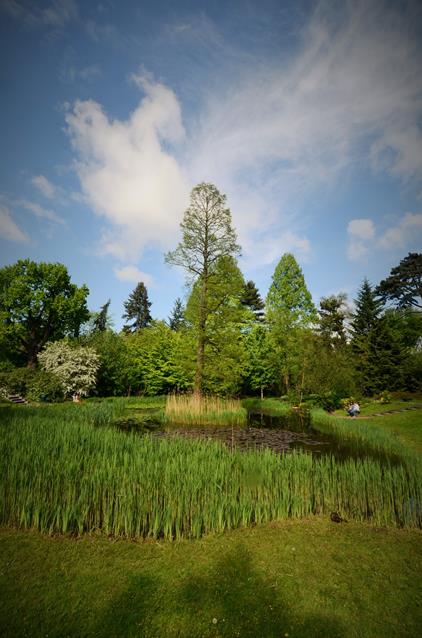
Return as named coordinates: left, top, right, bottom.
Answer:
left=165, top=394, right=247, bottom=427
left=0, top=404, right=421, bottom=539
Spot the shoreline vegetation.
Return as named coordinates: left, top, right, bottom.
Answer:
left=165, top=394, right=247, bottom=427
left=1, top=400, right=421, bottom=540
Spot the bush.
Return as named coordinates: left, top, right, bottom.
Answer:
left=0, top=368, right=64, bottom=402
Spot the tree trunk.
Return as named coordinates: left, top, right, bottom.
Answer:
left=194, top=273, right=208, bottom=397
left=260, top=385, right=264, bottom=400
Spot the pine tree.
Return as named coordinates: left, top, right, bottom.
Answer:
left=93, top=299, right=111, bottom=332
left=318, top=293, right=348, bottom=348
left=241, top=280, right=265, bottom=321
left=168, top=298, right=186, bottom=331
left=376, top=252, right=422, bottom=309
left=122, top=282, right=152, bottom=333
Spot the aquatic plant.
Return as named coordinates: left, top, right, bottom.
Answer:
left=0, top=405, right=420, bottom=539
left=165, top=394, right=247, bottom=427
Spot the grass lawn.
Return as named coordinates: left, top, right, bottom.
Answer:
left=1, top=519, right=421, bottom=638
left=1, top=396, right=421, bottom=637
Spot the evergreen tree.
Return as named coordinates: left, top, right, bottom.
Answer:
left=350, top=279, right=384, bottom=394
left=166, top=182, right=240, bottom=395
left=376, top=252, right=422, bottom=309
left=168, top=298, right=186, bottom=331
left=122, top=282, right=152, bottom=333
left=241, top=280, right=265, bottom=321
left=318, top=293, right=348, bottom=348
left=93, top=299, right=111, bottom=333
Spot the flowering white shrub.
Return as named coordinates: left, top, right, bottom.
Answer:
left=38, top=341, right=100, bottom=397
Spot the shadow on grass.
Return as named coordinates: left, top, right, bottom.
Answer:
left=94, top=544, right=345, bottom=638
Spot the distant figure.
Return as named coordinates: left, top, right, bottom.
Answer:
left=72, top=393, right=81, bottom=403
left=347, top=402, right=360, bottom=417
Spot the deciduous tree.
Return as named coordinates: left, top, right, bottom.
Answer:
left=165, top=182, right=240, bottom=395
left=0, top=260, right=89, bottom=367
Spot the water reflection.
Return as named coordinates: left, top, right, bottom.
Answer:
left=110, top=408, right=400, bottom=465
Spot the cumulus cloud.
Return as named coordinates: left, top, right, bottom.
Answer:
left=0, top=205, right=29, bottom=243
left=114, top=265, right=154, bottom=286
left=347, top=219, right=375, bottom=240
left=378, top=212, right=422, bottom=250
left=65, top=73, right=189, bottom=261
left=31, top=175, right=56, bottom=199
left=347, top=212, right=422, bottom=260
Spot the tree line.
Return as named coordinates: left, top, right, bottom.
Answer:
left=0, top=182, right=421, bottom=404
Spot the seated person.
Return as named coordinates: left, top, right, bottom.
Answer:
left=347, top=402, right=360, bottom=417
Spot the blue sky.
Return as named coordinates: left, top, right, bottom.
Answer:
left=1, top=0, right=421, bottom=329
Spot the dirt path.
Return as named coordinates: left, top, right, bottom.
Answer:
left=334, top=405, right=422, bottom=419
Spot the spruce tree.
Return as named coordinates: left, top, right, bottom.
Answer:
left=93, top=299, right=111, bottom=332
left=318, top=293, right=348, bottom=348
left=241, top=280, right=265, bottom=321
left=350, top=279, right=384, bottom=394
left=168, top=298, right=186, bottom=331
left=122, top=282, right=152, bottom=333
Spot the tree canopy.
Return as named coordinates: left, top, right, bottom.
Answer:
left=376, top=252, right=422, bottom=309
left=122, top=282, right=152, bottom=332
left=166, top=182, right=241, bottom=394
left=0, top=260, right=89, bottom=367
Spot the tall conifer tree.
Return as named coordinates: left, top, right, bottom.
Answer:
left=122, top=282, right=152, bottom=333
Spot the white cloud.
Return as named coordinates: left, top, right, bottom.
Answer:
left=31, top=175, right=56, bottom=199
left=347, top=219, right=375, bottom=240
left=347, top=212, right=422, bottom=260
left=114, top=265, right=154, bottom=286
left=188, top=1, right=422, bottom=200
left=60, top=64, right=102, bottom=84
left=65, top=73, right=189, bottom=261
left=0, top=205, right=29, bottom=243
left=378, top=212, right=422, bottom=250
left=19, top=199, right=64, bottom=224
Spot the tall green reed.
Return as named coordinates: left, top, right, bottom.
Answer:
left=0, top=405, right=420, bottom=539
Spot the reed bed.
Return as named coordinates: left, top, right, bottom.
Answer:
left=0, top=406, right=421, bottom=539
left=311, top=408, right=414, bottom=462
left=165, top=394, right=247, bottom=427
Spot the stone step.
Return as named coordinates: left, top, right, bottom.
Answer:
left=8, top=395, right=28, bottom=404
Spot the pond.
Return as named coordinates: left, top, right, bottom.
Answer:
left=110, top=407, right=400, bottom=464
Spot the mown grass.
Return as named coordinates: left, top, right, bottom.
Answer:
left=1, top=404, right=421, bottom=539
left=1, top=519, right=421, bottom=638
left=165, top=394, right=247, bottom=426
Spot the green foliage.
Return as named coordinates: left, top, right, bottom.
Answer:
left=122, top=282, right=152, bottom=332
left=124, top=321, right=193, bottom=395
left=0, top=367, right=64, bottom=402
left=92, top=299, right=111, bottom=332
left=83, top=330, right=129, bottom=396
left=38, top=341, right=100, bottom=397
left=266, top=253, right=316, bottom=327
left=243, top=323, right=277, bottom=397
left=318, top=293, right=348, bottom=347
left=168, top=297, right=186, bottom=331
left=241, top=280, right=265, bottom=321
left=185, top=256, right=250, bottom=395
left=376, top=252, right=422, bottom=309
left=166, top=182, right=241, bottom=394
left=0, top=259, right=89, bottom=366
left=1, top=406, right=420, bottom=540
